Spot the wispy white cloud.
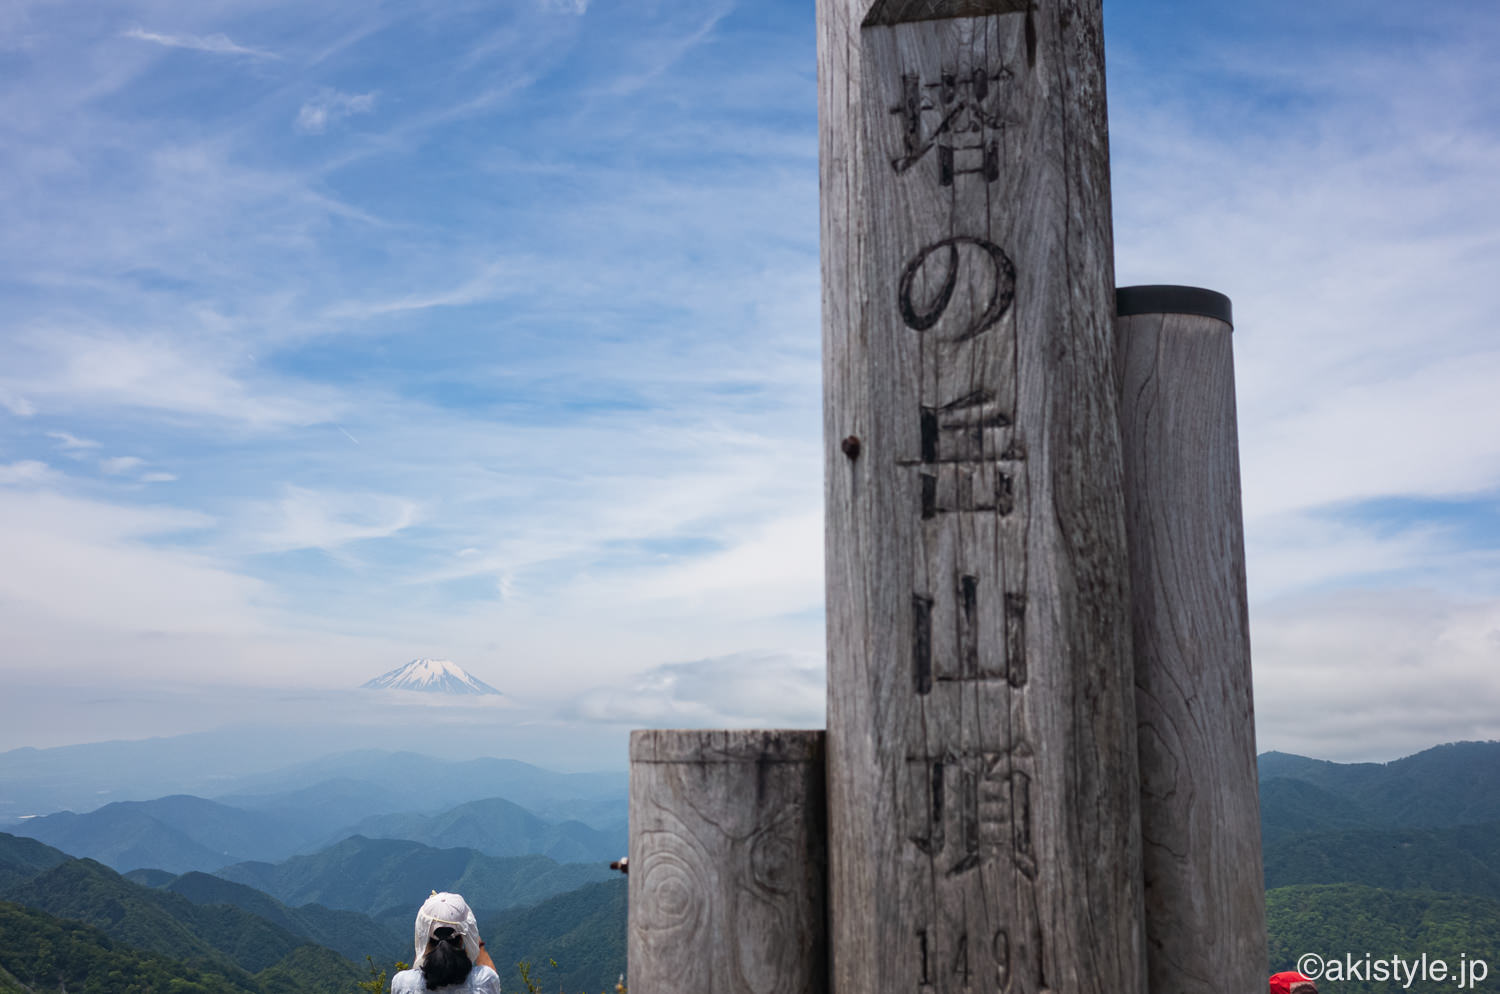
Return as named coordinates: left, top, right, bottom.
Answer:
left=0, top=460, right=59, bottom=486
left=0, top=387, right=36, bottom=417
left=99, top=455, right=145, bottom=475
left=239, top=486, right=421, bottom=554
left=46, top=430, right=99, bottom=450
left=1246, top=512, right=1457, bottom=602
left=123, top=26, right=279, bottom=61
left=565, top=650, right=824, bottom=728
left=0, top=487, right=420, bottom=689
left=321, top=260, right=532, bottom=320
left=602, top=6, right=733, bottom=98
left=614, top=509, right=823, bottom=619
left=295, top=89, right=377, bottom=135
left=539, top=0, right=589, bottom=15
left=140, top=472, right=177, bottom=483
left=3, top=331, right=340, bottom=431
left=0, top=488, right=249, bottom=636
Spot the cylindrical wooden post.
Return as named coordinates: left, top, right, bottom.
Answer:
left=1115, top=286, right=1267, bottom=994
left=819, top=1, right=1145, bottom=992
left=628, top=729, right=827, bottom=994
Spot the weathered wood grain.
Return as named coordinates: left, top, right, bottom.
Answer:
left=628, top=729, right=827, bottom=994
left=818, top=0, right=1145, bottom=991
left=1115, top=296, right=1267, bottom=994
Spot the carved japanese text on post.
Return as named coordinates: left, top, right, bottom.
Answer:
left=890, top=69, right=1017, bottom=185
left=906, top=744, right=1036, bottom=878
left=852, top=12, right=1063, bottom=994
left=911, top=578, right=1026, bottom=690
left=896, top=235, right=1021, bottom=512
left=863, top=0, right=1032, bottom=28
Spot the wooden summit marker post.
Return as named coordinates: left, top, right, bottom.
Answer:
left=819, top=0, right=1144, bottom=992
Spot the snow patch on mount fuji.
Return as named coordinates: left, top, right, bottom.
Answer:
left=361, top=658, right=503, bottom=696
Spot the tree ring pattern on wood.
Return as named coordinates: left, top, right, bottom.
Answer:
left=634, top=831, right=708, bottom=938
left=630, top=731, right=827, bottom=993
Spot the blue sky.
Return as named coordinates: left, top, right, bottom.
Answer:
left=0, top=0, right=1497, bottom=765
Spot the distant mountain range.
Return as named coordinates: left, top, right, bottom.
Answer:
left=361, top=658, right=502, bottom=695
left=341, top=795, right=620, bottom=863
left=11, top=794, right=310, bottom=874
left=2, top=750, right=627, bottom=876
left=0, top=731, right=629, bottom=820
left=4, top=736, right=1499, bottom=994
left=215, top=835, right=613, bottom=923
left=8, top=790, right=623, bottom=875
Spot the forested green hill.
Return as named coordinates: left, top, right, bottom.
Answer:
left=0, top=835, right=68, bottom=893
left=1267, top=884, right=1500, bottom=993
left=0, top=899, right=257, bottom=994
left=1260, top=741, right=1500, bottom=831
left=1264, top=822, right=1500, bottom=901
left=162, top=871, right=402, bottom=965
left=0, top=835, right=366, bottom=994
left=482, top=878, right=627, bottom=993
left=1261, top=742, right=1500, bottom=986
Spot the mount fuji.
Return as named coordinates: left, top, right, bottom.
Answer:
left=361, top=658, right=503, bottom=696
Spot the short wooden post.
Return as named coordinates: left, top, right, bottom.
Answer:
left=1115, top=286, right=1267, bottom=994
left=819, top=0, right=1145, bottom=991
left=627, top=729, right=827, bottom=994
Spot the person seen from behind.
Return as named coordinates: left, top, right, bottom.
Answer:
left=391, top=891, right=501, bottom=993
left=1270, top=970, right=1318, bottom=994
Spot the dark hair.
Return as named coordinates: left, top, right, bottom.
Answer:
left=421, top=933, right=472, bottom=990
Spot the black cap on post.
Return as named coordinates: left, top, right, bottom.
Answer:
left=1116, top=285, right=1233, bottom=328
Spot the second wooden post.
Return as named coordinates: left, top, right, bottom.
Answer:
left=818, top=0, right=1145, bottom=992
left=1115, top=286, right=1267, bottom=994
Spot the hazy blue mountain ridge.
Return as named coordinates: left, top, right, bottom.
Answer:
left=219, top=751, right=626, bottom=815
left=3, top=776, right=626, bottom=877
left=0, top=731, right=321, bottom=820
left=342, top=796, right=622, bottom=863
left=214, top=835, right=614, bottom=920
left=14, top=795, right=308, bottom=874
left=0, top=738, right=626, bottom=823
left=213, top=776, right=410, bottom=841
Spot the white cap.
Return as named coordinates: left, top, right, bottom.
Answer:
left=413, top=891, right=482, bottom=968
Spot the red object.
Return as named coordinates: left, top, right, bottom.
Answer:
left=1270, top=971, right=1317, bottom=994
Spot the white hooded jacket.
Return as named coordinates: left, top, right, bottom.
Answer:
left=390, top=892, right=501, bottom=994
